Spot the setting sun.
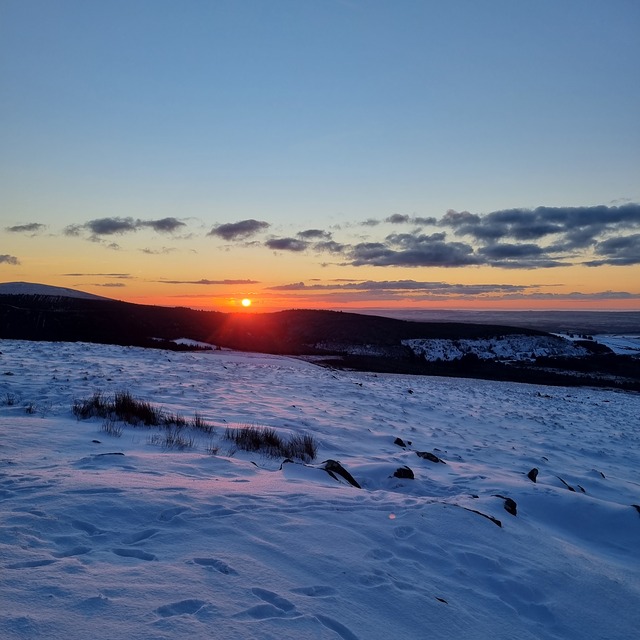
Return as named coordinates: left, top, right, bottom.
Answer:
left=241, top=298, right=252, bottom=307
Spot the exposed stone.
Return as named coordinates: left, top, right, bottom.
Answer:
left=556, top=476, right=576, bottom=492
left=416, top=451, right=446, bottom=464
left=394, top=437, right=407, bottom=447
left=494, top=494, right=517, bottom=516
left=322, top=459, right=361, bottom=489
left=527, top=468, right=539, bottom=483
left=393, top=466, right=414, bottom=479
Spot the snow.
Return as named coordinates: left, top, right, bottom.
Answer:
left=1, top=339, right=639, bottom=640
left=592, top=335, right=640, bottom=356
left=0, top=281, right=107, bottom=301
left=403, top=334, right=589, bottom=362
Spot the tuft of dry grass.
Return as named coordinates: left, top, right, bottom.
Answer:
left=224, top=425, right=318, bottom=462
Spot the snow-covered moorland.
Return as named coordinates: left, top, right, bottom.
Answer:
left=1, top=339, right=639, bottom=640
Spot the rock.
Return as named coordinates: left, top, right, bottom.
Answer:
left=632, top=504, right=640, bottom=516
left=503, top=498, right=517, bottom=516
left=416, top=451, right=446, bottom=464
left=527, top=468, right=539, bottom=482
left=322, top=460, right=361, bottom=488
left=393, top=466, right=414, bottom=479
left=494, top=494, right=517, bottom=516
left=556, top=476, right=576, bottom=492
left=394, top=437, right=407, bottom=447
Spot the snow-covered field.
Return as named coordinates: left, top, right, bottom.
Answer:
left=1, top=339, right=639, bottom=640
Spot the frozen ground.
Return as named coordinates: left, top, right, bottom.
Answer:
left=1, top=339, right=639, bottom=640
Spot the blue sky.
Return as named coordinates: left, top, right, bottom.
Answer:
left=2, top=0, right=639, bottom=310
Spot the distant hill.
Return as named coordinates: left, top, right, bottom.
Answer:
left=0, top=282, right=544, bottom=352
left=0, top=281, right=109, bottom=301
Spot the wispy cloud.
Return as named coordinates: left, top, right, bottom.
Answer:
left=0, top=254, right=20, bottom=265
left=61, top=272, right=132, bottom=278
left=270, top=280, right=533, bottom=295
left=297, top=229, right=332, bottom=240
left=157, top=279, right=259, bottom=285
left=6, top=222, right=46, bottom=235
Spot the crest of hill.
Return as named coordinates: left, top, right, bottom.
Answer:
left=0, top=281, right=109, bottom=301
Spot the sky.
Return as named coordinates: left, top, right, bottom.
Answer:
left=1, top=0, right=639, bottom=313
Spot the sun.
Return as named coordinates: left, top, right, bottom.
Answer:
left=241, top=298, right=252, bottom=307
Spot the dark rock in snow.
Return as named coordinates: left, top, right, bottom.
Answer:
left=393, top=466, right=414, bottom=479
left=323, top=460, right=361, bottom=489
left=493, top=494, right=517, bottom=516
left=556, top=476, right=576, bottom=492
left=394, top=437, right=407, bottom=448
left=527, top=468, right=539, bottom=483
left=504, top=498, right=517, bottom=516
left=416, top=451, right=446, bottom=464
left=631, top=504, right=640, bottom=516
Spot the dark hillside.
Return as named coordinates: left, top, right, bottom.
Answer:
left=0, top=296, right=544, bottom=353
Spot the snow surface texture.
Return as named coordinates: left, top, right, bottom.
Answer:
left=1, top=339, right=639, bottom=640
left=403, top=335, right=590, bottom=362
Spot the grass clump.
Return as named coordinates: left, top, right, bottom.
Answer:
left=148, top=428, right=195, bottom=450
left=113, top=391, right=162, bottom=426
left=224, top=425, right=318, bottom=462
left=101, top=419, right=123, bottom=438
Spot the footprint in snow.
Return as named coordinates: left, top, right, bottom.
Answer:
left=290, top=585, right=337, bottom=598
left=121, top=528, right=159, bottom=544
left=156, top=599, right=208, bottom=618
left=251, top=587, right=296, bottom=612
left=315, top=614, right=361, bottom=640
left=192, top=557, right=238, bottom=575
left=112, top=548, right=156, bottom=561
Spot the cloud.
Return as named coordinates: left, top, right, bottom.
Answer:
left=140, top=247, right=177, bottom=255
left=63, top=224, right=83, bottom=237
left=61, top=273, right=131, bottom=278
left=157, top=279, right=259, bottom=285
left=385, top=214, right=438, bottom=225
left=314, top=240, right=346, bottom=253
left=6, top=223, right=46, bottom=234
left=443, top=204, right=640, bottom=245
left=86, top=217, right=138, bottom=235
left=584, top=233, right=640, bottom=266
left=477, top=243, right=546, bottom=260
left=349, top=233, right=479, bottom=268
left=138, top=218, right=186, bottom=233
left=0, top=254, right=20, bottom=265
left=360, top=218, right=381, bottom=227
left=269, top=280, right=533, bottom=295
left=440, top=210, right=481, bottom=227
left=95, top=282, right=126, bottom=288
left=208, top=219, right=270, bottom=241
left=65, top=217, right=187, bottom=238
left=385, top=214, right=410, bottom=224
left=265, top=238, right=309, bottom=252
left=297, top=229, right=331, bottom=240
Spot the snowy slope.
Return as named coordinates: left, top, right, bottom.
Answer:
left=0, top=281, right=108, bottom=300
left=404, top=334, right=590, bottom=362
left=1, top=339, right=639, bottom=640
